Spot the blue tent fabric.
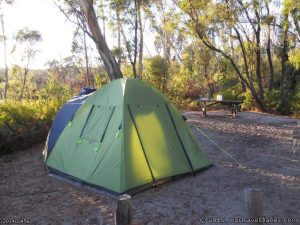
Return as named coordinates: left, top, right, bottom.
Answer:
left=47, top=89, right=95, bottom=153
left=79, top=87, right=96, bottom=96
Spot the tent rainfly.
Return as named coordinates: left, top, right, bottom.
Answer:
left=44, top=78, right=211, bottom=194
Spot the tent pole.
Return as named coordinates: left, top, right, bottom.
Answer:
left=79, top=104, right=95, bottom=138
left=165, top=103, right=195, bottom=175
left=127, top=105, right=156, bottom=184
left=100, top=106, right=116, bottom=142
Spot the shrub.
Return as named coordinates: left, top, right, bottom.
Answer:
left=241, top=90, right=256, bottom=110
left=290, top=83, right=300, bottom=116
left=0, top=76, right=72, bottom=138
left=0, top=100, right=41, bottom=135
left=264, top=89, right=281, bottom=112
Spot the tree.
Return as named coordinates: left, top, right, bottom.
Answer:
left=264, top=0, right=275, bottom=90
left=144, top=55, right=168, bottom=91
left=0, top=0, right=13, bottom=99
left=0, top=0, right=14, bottom=5
left=283, top=0, right=300, bottom=39
left=179, top=0, right=269, bottom=111
left=110, top=0, right=146, bottom=78
left=137, top=0, right=144, bottom=78
left=72, top=27, right=92, bottom=87
left=59, top=0, right=123, bottom=81
left=181, top=42, right=218, bottom=98
left=13, top=28, right=42, bottom=99
left=0, top=15, right=8, bottom=99
left=46, top=57, right=82, bottom=91
left=97, top=0, right=106, bottom=40
left=237, top=0, right=265, bottom=100
left=276, top=0, right=300, bottom=113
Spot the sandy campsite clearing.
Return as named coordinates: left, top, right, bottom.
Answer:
left=0, top=111, right=300, bottom=225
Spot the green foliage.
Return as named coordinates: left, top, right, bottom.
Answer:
left=241, top=90, right=256, bottom=111
left=1, top=0, right=300, bottom=146
left=94, top=70, right=109, bottom=88
left=283, top=0, right=300, bottom=15
left=15, top=27, right=42, bottom=44
left=264, top=89, right=281, bottom=112
left=121, top=63, right=135, bottom=78
left=167, top=66, right=191, bottom=106
left=219, top=78, right=243, bottom=100
left=6, top=66, right=27, bottom=99
left=147, top=56, right=168, bottom=77
left=290, top=83, right=300, bottom=116
left=289, top=48, right=300, bottom=69
left=0, top=75, right=71, bottom=137
left=143, top=55, right=168, bottom=91
left=38, top=76, right=72, bottom=122
left=0, top=100, right=37, bottom=134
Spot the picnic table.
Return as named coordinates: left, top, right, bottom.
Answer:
left=198, top=98, right=243, bottom=117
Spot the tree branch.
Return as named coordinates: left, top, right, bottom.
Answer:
left=55, top=1, right=96, bottom=43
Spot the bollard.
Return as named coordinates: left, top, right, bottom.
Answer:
left=244, top=188, right=263, bottom=225
left=115, top=194, right=133, bottom=225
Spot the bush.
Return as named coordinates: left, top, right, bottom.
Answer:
left=0, top=77, right=72, bottom=138
left=241, top=90, right=256, bottom=110
left=143, top=56, right=169, bottom=91
left=290, top=83, right=300, bottom=116
left=0, top=100, right=38, bottom=135
left=0, top=98, right=67, bottom=136
left=264, top=89, right=281, bottom=112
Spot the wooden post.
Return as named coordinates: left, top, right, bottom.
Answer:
left=202, top=101, right=207, bottom=116
left=233, top=104, right=237, bottom=117
left=244, top=188, right=263, bottom=225
left=115, top=194, right=133, bottom=225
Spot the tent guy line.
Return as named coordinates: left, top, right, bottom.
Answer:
left=188, top=123, right=240, bottom=165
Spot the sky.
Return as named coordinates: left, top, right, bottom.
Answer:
left=1, top=0, right=76, bottom=69
left=0, top=0, right=156, bottom=69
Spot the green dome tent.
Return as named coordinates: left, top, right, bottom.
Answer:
left=45, top=78, right=211, bottom=194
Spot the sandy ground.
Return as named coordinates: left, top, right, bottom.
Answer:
left=1, top=111, right=300, bottom=225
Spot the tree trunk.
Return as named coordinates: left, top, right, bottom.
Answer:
left=289, top=69, right=299, bottom=96
left=3, top=66, right=8, bottom=99
left=265, top=2, right=274, bottom=91
left=204, top=63, right=214, bottom=98
left=78, top=0, right=122, bottom=80
left=161, top=2, right=170, bottom=64
left=1, top=15, right=8, bottom=99
left=100, top=0, right=106, bottom=40
left=233, top=27, right=253, bottom=92
left=254, top=10, right=264, bottom=100
left=83, top=29, right=90, bottom=87
left=163, top=74, right=167, bottom=92
left=278, top=15, right=289, bottom=111
left=133, top=0, right=138, bottom=78
left=230, top=28, right=246, bottom=92
left=137, top=3, right=143, bottom=79
left=20, top=68, right=29, bottom=99
left=266, top=31, right=274, bottom=90
left=120, top=25, right=137, bottom=78
left=116, top=10, right=121, bottom=68
left=291, top=9, right=300, bottom=39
